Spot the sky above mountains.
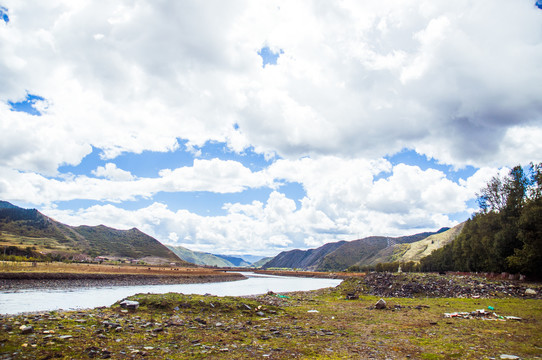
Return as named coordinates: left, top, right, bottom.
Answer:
left=1, top=1, right=541, bottom=256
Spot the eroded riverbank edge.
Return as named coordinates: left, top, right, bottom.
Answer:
left=0, top=271, right=246, bottom=291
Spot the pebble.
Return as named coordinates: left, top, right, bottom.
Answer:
left=19, top=325, right=33, bottom=334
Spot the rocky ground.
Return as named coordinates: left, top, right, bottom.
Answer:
left=350, top=272, right=542, bottom=299
left=1, top=273, right=541, bottom=359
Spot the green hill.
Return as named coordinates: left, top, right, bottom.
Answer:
left=0, top=201, right=190, bottom=266
left=167, top=245, right=251, bottom=267
left=251, top=257, right=273, bottom=268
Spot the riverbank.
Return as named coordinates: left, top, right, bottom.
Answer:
left=1, top=274, right=541, bottom=359
left=0, top=272, right=246, bottom=291
left=253, top=269, right=364, bottom=279
left=0, top=262, right=245, bottom=291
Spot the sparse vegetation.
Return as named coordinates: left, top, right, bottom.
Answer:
left=1, top=274, right=540, bottom=359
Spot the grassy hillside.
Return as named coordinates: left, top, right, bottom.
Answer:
left=251, top=257, right=273, bottom=268
left=0, top=201, right=188, bottom=265
left=213, top=254, right=251, bottom=267
left=399, top=223, right=465, bottom=262
left=349, top=225, right=464, bottom=266
left=262, top=241, right=347, bottom=270
left=166, top=245, right=237, bottom=267
left=317, top=237, right=389, bottom=271
left=73, top=225, right=181, bottom=262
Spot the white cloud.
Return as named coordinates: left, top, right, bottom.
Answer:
left=27, top=158, right=489, bottom=254
left=0, top=159, right=269, bottom=204
left=1, top=1, right=541, bottom=255
left=92, top=163, right=134, bottom=181
left=1, top=0, right=540, bottom=174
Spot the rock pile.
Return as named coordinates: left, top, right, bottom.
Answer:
left=358, top=272, right=542, bottom=299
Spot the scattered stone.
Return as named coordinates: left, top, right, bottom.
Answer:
left=359, top=272, right=541, bottom=299
left=58, top=335, right=73, bottom=340
left=307, top=310, right=319, bottom=313
left=375, top=299, right=387, bottom=309
left=345, top=292, right=359, bottom=300
left=19, top=325, right=33, bottom=334
left=194, top=317, right=207, bottom=325
left=256, top=311, right=265, bottom=317
left=444, top=309, right=521, bottom=321
left=119, top=300, right=139, bottom=310
left=500, top=355, right=520, bottom=359
left=525, top=288, right=537, bottom=296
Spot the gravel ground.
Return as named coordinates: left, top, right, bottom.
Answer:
left=356, top=272, right=542, bottom=299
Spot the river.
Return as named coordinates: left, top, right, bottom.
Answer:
left=0, top=272, right=342, bottom=315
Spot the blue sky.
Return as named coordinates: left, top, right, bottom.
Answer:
left=1, top=1, right=541, bottom=256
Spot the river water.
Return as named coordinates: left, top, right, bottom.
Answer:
left=0, top=272, right=342, bottom=315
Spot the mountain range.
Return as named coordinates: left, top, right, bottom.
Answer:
left=1, top=200, right=464, bottom=270
left=262, top=225, right=463, bottom=271
left=0, top=201, right=188, bottom=266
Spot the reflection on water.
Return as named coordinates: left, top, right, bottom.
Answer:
left=0, top=272, right=342, bottom=315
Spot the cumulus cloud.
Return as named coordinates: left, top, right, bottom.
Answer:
left=92, top=163, right=134, bottom=181
left=1, top=1, right=541, bottom=254
left=32, top=158, right=494, bottom=254
left=0, top=159, right=269, bottom=204
left=1, top=0, right=540, bottom=173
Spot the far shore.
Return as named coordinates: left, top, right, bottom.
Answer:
left=253, top=269, right=365, bottom=279
left=0, top=261, right=246, bottom=291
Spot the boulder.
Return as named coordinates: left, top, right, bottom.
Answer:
left=525, top=288, right=537, bottom=296
left=119, top=300, right=140, bottom=310
left=375, top=298, right=386, bottom=309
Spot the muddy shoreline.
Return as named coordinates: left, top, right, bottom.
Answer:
left=0, top=272, right=246, bottom=291
left=253, top=269, right=362, bottom=279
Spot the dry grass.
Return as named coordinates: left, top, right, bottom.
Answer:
left=254, top=269, right=366, bottom=279
left=1, top=284, right=540, bottom=359
left=0, top=261, right=225, bottom=276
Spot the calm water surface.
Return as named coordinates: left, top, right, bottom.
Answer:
left=0, top=272, right=342, bottom=315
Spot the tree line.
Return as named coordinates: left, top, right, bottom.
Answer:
left=419, top=163, right=542, bottom=278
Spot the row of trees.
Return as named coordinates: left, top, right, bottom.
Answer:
left=420, top=163, right=542, bottom=278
